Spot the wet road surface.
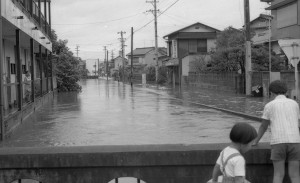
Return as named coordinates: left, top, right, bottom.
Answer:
left=0, top=79, right=269, bottom=147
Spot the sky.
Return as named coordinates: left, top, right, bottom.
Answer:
left=51, top=0, right=270, bottom=69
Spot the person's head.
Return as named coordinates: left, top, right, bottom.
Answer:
left=269, top=80, right=287, bottom=95
left=230, top=123, right=257, bottom=153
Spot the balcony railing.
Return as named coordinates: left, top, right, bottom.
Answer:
left=12, top=0, right=51, bottom=39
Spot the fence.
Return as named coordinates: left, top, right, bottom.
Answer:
left=185, top=72, right=245, bottom=93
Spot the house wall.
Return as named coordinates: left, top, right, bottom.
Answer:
left=207, top=39, right=216, bottom=52
left=271, top=1, right=300, bottom=40
left=252, top=29, right=270, bottom=44
left=181, top=26, right=211, bottom=33
left=114, top=58, right=123, bottom=70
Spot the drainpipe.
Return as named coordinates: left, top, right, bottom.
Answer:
left=48, top=0, right=51, bottom=38
left=30, top=39, right=35, bottom=102
left=44, top=0, right=47, bottom=35
left=39, top=45, right=42, bottom=97
left=45, top=50, right=48, bottom=92
left=0, top=1, right=5, bottom=140
left=16, top=29, right=23, bottom=110
left=38, top=0, right=41, bottom=27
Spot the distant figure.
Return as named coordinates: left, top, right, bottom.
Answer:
left=24, top=71, right=31, bottom=102
left=253, top=80, right=300, bottom=183
left=210, top=123, right=257, bottom=183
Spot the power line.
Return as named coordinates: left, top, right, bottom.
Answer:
left=53, top=13, right=142, bottom=26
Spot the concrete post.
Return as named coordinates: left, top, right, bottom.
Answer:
left=16, top=29, right=23, bottom=110
left=244, top=0, right=252, bottom=95
left=30, top=39, right=35, bottom=102
left=0, top=1, right=4, bottom=140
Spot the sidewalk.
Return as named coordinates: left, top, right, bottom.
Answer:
left=137, top=84, right=270, bottom=120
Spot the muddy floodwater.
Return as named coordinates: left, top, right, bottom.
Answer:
left=0, top=79, right=269, bottom=147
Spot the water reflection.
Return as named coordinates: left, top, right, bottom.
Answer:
left=0, top=79, right=269, bottom=147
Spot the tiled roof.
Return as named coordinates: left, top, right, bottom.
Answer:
left=127, top=47, right=167, bottom=56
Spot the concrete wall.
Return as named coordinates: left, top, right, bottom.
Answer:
left=184, top=72, right=240, bottom=93
left=4, top=91, right=55, bottom=139
left=0, top=143, right=293, bottom=183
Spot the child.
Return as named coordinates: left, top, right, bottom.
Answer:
left=253, top=80, right=300, bottom=183
left=211, top=123, right=257, bottom=183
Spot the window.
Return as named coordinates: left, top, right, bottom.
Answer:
left=188, top=40, right=197, bottom=53
left=197, top=39, right=207, bottom=53
left=22, top=65, right=26, bottom=74
left=11, top=64, right=16, bottom=74
left=277, top=2, right=297, bottom=28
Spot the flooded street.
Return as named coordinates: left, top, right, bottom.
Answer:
left=0, top=79, right=269, bottom=147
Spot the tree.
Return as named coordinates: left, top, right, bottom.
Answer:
left=208, top=26, right=284, bottom=73
left=51, top=30, right=82, bottom=92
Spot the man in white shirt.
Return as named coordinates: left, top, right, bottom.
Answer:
left=253, top=80, right=300, bottom=183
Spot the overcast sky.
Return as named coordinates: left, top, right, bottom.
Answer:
left=51, top=0, right=269, bottom=63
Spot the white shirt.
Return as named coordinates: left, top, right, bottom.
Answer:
left=216, top=146, right=245, bottom=177
left=262, top=95, right=300, bottom=145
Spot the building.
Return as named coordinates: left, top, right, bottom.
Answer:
left=163, top=22, right=220, bottom=85
left=250, top=14, right=272, bottom=45
left=126, top=47, right=167, bottom=67
left=0, top=0, right=54, bottom=139
left=260, top=0, right=300, bottom=54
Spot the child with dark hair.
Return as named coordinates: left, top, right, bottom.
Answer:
left=210, top=123, right=257, bottom=183
left=253, top=80, right=300, bottom=183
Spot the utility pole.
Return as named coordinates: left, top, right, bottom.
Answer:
left=106, top=50, right=109, bottom=81
left=244, top=0, right=251, bottom=95
left=131, top=27, right=134, bottom=87
left=118, top=31, right=126, bottom=82
left=97, top=59, right=100, bottom=77
left=111, top=50, right=114, bottom=60
left=75, top=45, right=80, bottom=59
left=103, top=46, right=107, bottom=78
left=147, top=0, right=159, bottom=83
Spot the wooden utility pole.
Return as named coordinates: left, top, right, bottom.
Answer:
left=106, top=50, right=109, bottom=80
left=131, top=27, right=134, bottom=87
left=244, top=0, right=251, bottom=95
left=103, top=46, right=107, bottom=79
left=118, top=31, right=126, bottom=82
left=75, top=45, right=80, bottom=59
left=147, top=0, right=159, bottom=82
left=97, top=59, right=100, bottom=77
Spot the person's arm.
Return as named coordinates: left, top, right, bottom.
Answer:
left=253, top=118, right=270, bottom=146
left=211, top=164, right=222, bottom=183
left=234, top=176, right=245, bottom=183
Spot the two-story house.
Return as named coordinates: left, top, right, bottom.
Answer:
left=260, top=0, right=300, bottom=54
left=0, top=0, right=53, bottom=139
left=163, top=22, right=220, bottom=85
left=126, top=47, right=167, bottom=67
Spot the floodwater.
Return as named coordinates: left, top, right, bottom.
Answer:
left=0, top=79, right=269, bottom=147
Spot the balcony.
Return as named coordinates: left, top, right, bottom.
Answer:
left=11, top=0, right=51, bottom=39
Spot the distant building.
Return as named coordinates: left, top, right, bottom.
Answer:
left=126, top=47, right=167, bottom=67
left=163, top=22, right=220, bottom=85
left=250, top=14, right=272, bottom=45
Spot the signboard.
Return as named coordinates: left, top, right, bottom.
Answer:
left=278, top=39, right=300, bottom=99
left=172, top=40, right=178, bottom=58
left=278, top=39, right=300, bottom=67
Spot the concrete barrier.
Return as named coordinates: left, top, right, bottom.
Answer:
left=0, top=143, right=292, bottom=183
